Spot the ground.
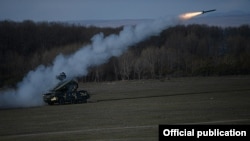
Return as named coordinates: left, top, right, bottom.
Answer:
left=0, top=76, right=250, bottom=141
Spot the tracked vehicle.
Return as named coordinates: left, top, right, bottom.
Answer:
left=43, top=73, right=90, bottom=105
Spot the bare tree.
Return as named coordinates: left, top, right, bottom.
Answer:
left=134, top=57, right=145, bottom=80
left=118, top=50, right=135, bottom=80
left=140, top=47, right=158, bottom=79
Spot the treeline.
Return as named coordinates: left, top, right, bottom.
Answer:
left=0, top=20, right=121, bottom=86
left=0, top=20, right=250, bottom=86
left=85, top=24, right=250, bottom=82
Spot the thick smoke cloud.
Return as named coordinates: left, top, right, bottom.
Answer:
left=0, top=17, right=172, bottom=108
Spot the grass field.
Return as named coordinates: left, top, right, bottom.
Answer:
left=1, top=76, right=250, bottom=141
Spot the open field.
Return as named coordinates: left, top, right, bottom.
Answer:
left=1, top=76, right=250, bottom=141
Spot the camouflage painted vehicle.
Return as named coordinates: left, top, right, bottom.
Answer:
left=43, top=79, right=90, bottom=105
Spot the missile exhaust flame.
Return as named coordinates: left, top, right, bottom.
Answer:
left=179, top=12, right=202, bottom=20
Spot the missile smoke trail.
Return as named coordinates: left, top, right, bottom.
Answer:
left=0, top=17, right=173, bottom=108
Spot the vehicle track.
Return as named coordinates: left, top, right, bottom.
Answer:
left=3, top=118, right=250, bottom=138
left=94, top=88, right=250, bottom=103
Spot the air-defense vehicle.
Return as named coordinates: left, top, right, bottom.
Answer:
left=43, top=74, right=90, bottom=105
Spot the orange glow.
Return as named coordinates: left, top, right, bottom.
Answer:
left=179, top=12, right=202, bottom=20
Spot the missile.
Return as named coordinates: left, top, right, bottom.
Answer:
left=202, top=9, right=216, bottom=14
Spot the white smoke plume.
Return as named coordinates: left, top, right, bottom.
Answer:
left=0, top=17, right=172, bottom=108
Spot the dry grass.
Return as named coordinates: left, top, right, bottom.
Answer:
left=1, top=76, right=250, bottom=141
